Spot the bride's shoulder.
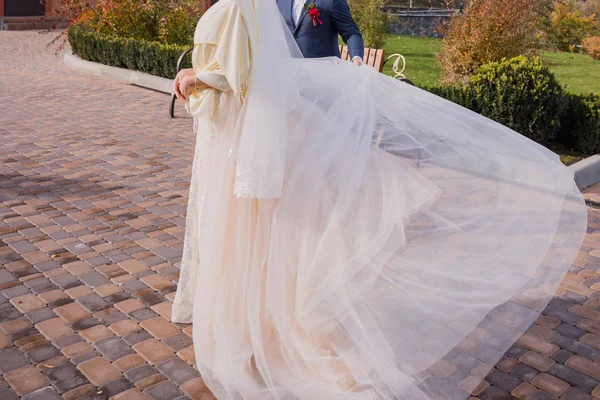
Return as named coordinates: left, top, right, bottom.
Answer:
left=194, top=0, right=244, bottom=45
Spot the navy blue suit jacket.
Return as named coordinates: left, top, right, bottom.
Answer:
left=278, top=0, right=364, bottom=60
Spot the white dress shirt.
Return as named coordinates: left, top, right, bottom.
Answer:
left=293, top=0, right=305, bottom=26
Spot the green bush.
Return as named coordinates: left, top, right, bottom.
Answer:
left=68, top=24, right=192, bottom=79
left=557, top=93, right=600, bottom=153
left=425, top=56, right=599, bottom=155
left=349, top=0, right=390, bottom=49
left=467, top=56, right=564, bottom=144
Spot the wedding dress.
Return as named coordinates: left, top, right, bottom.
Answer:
left=171, top=0, right=588, bottom=399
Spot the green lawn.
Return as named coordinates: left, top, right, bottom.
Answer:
left=380, top=35, right=600, bottom=94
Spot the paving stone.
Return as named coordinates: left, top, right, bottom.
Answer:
left=61, top=384, right=96, bottom=400
left=109, top=319, right=142, bottom=336
left=555, top=323, right=587, bottom=339
left=52, top=334, right=84, bottom=349
left=136, top=373, right=166, bottom=391
left=162, top=333, right=193, bottom=352
left=133, top=339, right=175, bottom=365
left=79, top=271, right=110, bottom=288
left=71, top=351, right=103, bottom=366
left=54, top=302, right=90, bottom=323
left=113, top=297, right=144, bottom=313
left=77, top=357, right=122, bottom=386
left=478, top=386, right=514, bottom=400
left=24, top=307, right=57, bottom=324
left=547, top=364, right=600, bottom=392
left=176, top=345, right=195, bottom=365
left=35, top=318, right=73, bottom=340
left=139, top=293, right=166, bottom=307
left=0, top=317, right=33, bottom=335
left=25, top=344, right=62, bottom=364
left=65, top=285, right=94, bottom=299
left=98, top=377, right=134, bottom=398
left=113, top=354, right=146, bottom=372
left=510, top=363, right=540, bottom=382
left=80, top=324, right=114, bottom=343
left=130, top=308, right=160, bottom=322
left=77, top=294, right=111, bottom=313
left=49, top=274, right=81, bottom=290
left=125, top=364, right=159, bottom=382
left=140, top=317, right=180, bottom=340
left=553, top=349, right=574, bottom=364
left=531, top=373, right=570, bottom=397
left=20, top=386, right=62, bottom=400
left=485, top=369, right=522, bottom=393
left=561, top=387, right=593, bottom=399
left=72, top=318, right=101, bottom=332
left=95, top=284, right=124, bottom=297
left=0, top=306, right=22, bottom=323
left=2, top=285, right=31, bottom=299
left=180, top=378, right=215, bottom=400
left=94, top=336, right=136, bottom=361
left=156, top=357, right=200, bottom=386
left=0, top=270, right=17, bottom=286
left=101, top=310, right=128, bottom=325
left=106, top=292, right=132, bottom=305
left=43, top=362, right=89, bottom=394
left=0, top=388, right=19, bottom=400
left=62, top=342, right=95, bottom=359
left=143, top=381, right=184, bottom=400
left=525, top=390, right=560, bottom=399
left=554, top=335, right=600, bottom=360
left=0, top=347, right=31, bottom=374
left=3, top=365, right=49, bottom=396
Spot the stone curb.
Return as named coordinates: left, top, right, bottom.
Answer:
left=63, top=52, right=173, bottom=95
left=570, top=154, right=600, bottom=191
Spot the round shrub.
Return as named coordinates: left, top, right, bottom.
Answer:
left=468, top=56, right=565, bottom=144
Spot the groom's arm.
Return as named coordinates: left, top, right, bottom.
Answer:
left=331, top=0, right=365, bottom=62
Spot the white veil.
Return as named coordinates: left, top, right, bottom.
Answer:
left=199, top=1, right=588, bottom=399
left=230, top=0, right=302, bottom=199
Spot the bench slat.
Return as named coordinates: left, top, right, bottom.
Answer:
left=340, top=45, right=349, bottom=61
left=373, top=49, right=385, bottom=72
left=338, top=45, right=387, bottom=72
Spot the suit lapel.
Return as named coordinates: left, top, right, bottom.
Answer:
left=278, top=0, right=295, bottom=31
left=294, top=1, right=311, bottom=34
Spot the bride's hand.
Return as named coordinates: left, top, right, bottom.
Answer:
left=173, top=69, right=195, bottom=100
left=179, top=76, right=207, bottom=101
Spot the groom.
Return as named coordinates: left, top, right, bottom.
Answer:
left=278, top=0, right=365, bottom=66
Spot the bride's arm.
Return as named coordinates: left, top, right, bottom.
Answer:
left=179, top=75, right=211, bottom=101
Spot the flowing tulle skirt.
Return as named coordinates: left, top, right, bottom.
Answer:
left=173, top=58, right=587, bottom=400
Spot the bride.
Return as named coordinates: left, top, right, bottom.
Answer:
left=170, top=0, right=587, bottom=398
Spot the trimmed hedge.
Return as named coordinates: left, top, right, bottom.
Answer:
left=425, top=56, right=600, bottom=155
left=557, top=93, right=600, bottom=154
left=68, top=24, right=192, bottom=79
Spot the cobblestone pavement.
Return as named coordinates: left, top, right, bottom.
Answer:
left=1, top=31, right=600, bottom=400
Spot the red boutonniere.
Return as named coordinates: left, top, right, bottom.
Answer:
left=304, top=3, right=323, bottom=27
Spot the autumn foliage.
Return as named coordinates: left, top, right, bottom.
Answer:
left=437, top=0, right=545, bottom=85
left=583, top=36, right=600, bottom=60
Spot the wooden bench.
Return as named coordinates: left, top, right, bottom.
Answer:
left=169, top=45, right=413, bottom=118
left=339, top=45, right=386, bottom=72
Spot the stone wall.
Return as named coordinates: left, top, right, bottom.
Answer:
left=385, top=8, right=457, bottom=38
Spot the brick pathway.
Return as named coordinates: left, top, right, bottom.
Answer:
left=0, top=31, right=599, bottom=400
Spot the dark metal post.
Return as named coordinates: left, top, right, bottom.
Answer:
left=169, top=47, right=194, bottom=118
